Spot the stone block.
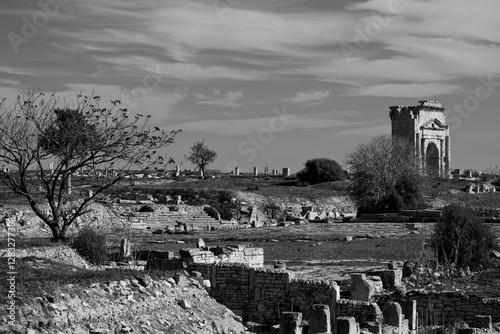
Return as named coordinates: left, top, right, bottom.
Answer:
left=174, top=272, right=190, bottom=287
left=473, top=315, right=492, bottom=329
left=337, top=317, right=358, bottom=334
left=309, top=304, right=331, bottom=334
left=379, top=270, right=402, bottom=289
left=400, top=300, right=417, bottom=330
left=351, top=274, right=375, bottom=301
left=280, top=312, right=303, bottom=334
left=383, top=302, right=403, bottom=328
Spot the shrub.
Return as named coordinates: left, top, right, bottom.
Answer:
left=71, top=227, right=108, bottom=265
left=432, top=203, right=498, bottom=271
left=296, top=158, right=347, bottom=185
left=138, top=205, right=154, bottom=212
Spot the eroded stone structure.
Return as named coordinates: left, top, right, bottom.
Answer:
left=390, top=100, right=451, bottom=177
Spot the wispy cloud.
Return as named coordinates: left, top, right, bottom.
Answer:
left=195, top=90, right=244, bottom=107
left=345, top=83, right=464, bottom=98
left=284, top=90, right=330, bottom=106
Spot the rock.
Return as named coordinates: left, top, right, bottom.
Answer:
left=175, top=273, right=190, bottom=287
left=345, top=236, right=353, bottom=242
left=137, top=276, right=152, bottom=287
left=179, top=299, right=191, bottom=309
left=90, top=329, right=107, bottom=334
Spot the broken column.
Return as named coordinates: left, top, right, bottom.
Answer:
left=350, top=274, right=375, bottom=301
left=282, top=168, right=290, bottom=176
left=120, top=238, right=131, bottom=259
left=309, top=304, right=331, bottom=334
left=234, top=166, right=240, bottom=176
left=337, top=317, right=358, bottom=334
left=253, top=167, right=258, bottom=176
left=279, top=312, right=302, bottom=334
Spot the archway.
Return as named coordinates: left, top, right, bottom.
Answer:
left=426, top=142, right=440, bottom=176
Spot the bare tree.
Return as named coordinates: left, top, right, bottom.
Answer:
left=0, top=91, right=180, bottom=242
left=345, top=135, right=424, bottom=214
left=185, top=139, right=217, bottom=179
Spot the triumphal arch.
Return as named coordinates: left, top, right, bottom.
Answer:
left=390, top=100, right=451, bottom=177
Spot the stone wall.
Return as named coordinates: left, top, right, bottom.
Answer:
left=186, top=262, right=339, bottom=324
left=180, top=245, right=264, bottom=267
left=336, top=299, right=383, bottom=326
left=386, top=290, right=500, bottom=325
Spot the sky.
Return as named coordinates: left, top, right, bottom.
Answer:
left=0, top=0, right=499, bottom=174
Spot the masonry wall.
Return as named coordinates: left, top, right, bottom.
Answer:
left=187, top=263, right=338, bottom=324
left=385, top=290, right=500, bottom=325
left=336, top=299, right=383, bottom=326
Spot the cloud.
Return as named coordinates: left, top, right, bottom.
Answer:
left=164, top=113, right=364, bottom=136
left=195, top=90, right=244, bottom=107
left=345, top=83, right=464, bottom=98
left=284, top=90, right=330, bottom=106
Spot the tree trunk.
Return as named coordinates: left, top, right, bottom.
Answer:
left=49, top=222, right=69, bottom=243
left=67, top=173, right=72, bottom=195
left=200, top=168, right=205, bottom=179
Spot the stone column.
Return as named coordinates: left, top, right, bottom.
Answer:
left=280, top=312, right=302, bottom=334
left=415, top=133, right=420, bottom=156
left=445, top=135, right=451, bottom=176
left=420, top=138, right=426, bottom=173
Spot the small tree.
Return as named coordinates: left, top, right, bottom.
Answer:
left=185, top=139, right=217, bottom=179
left=0, top=92, right=180, bottom=242
left=296, top=158, right=347, bottom=185
left=432, top=203, right=497, bottom=271
left=345, top=135, right=424, bottom=214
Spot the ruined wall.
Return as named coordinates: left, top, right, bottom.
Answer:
left=336, top=299, right=383, bottom=326
left=180, top=245, right=263, bottom=267
left=386, top=290, right=500, bottom=325
left=187, top=263, right=338, bottom=324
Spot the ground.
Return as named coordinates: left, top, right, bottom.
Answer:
left=1, top=176, right=500, bottom=332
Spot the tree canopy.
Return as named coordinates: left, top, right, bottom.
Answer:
left=296, top=158, right=347, bottom=185
left=0, top=91, right=180, bottom=241
left=345, top=135, right=424, bottom=214
left=185, top=139, right=217, bottom=179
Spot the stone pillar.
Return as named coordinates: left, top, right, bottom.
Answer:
left=280, top=312, right=303, bottom=334
left=283, top=168, right=290, bottom=176
left=445, top=135, right=451, bottom=176
left=309, top=304, right=331, bottom=334
left=234, top=166, right=240, bottom=176
left=439, top=139, right=444, bottom=177
left=120, top=238, right=131, bottom=258
left=337, top=317, right=358, bottom=334
left=401, top=300, right=417, bottom=331
left=253, top=167, right=258, bottom=176
left=420, top=138, right=426, bottom=173
left=415, top=133, right=420, bottom=156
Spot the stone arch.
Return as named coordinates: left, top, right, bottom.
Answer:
left=426, top=142, right=440, bottom=176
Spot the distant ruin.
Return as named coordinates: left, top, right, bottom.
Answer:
left=390, top=100, right=451, bottom=177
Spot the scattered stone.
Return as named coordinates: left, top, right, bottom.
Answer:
left=175, top=272, right=190, bottom=287
left=345, top=236, right=353, bottom=242
left=179, top=299, right=191, bottom=309
left=137, top=276, right=152, bottom=287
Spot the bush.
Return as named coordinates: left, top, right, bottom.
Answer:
left=432, top=204, right=498, bottom=271
left=138, top=205, right=154, bottom=212
left=297, top=158, right=347, bottom=185
left=71, top=227, right=108, bottom=265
